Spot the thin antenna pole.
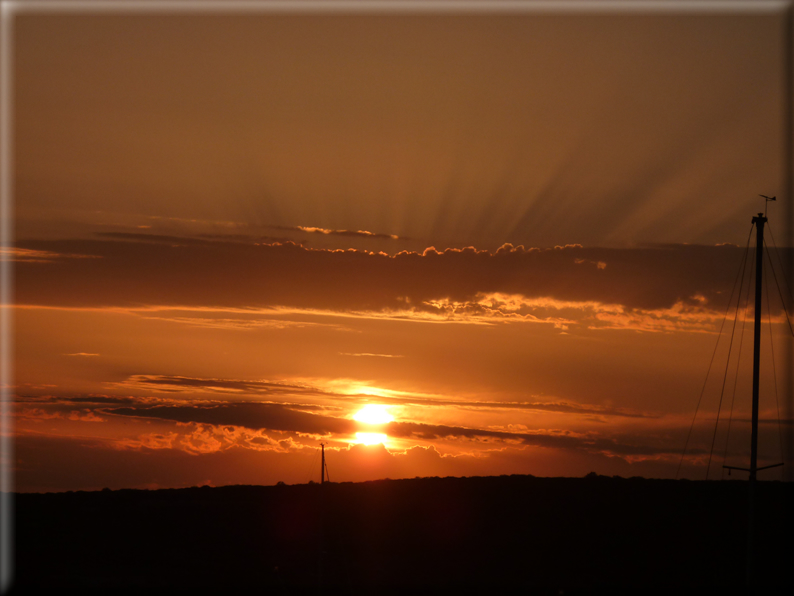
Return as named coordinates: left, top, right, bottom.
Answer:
left=320, top=443, right=325, bottom=484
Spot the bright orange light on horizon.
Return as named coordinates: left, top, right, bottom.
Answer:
left=352, top=404, right=394, bottom=425
left=354, top=432, right=388, bottom=446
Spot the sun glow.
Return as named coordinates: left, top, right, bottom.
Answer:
left=354, top=432, right=388, bottom=446
left=352, top=404, right=394, bottom=425
left=349, top=385, right=392, bottom=397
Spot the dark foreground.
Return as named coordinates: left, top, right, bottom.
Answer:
left=10, top=474, right=794, bottom=594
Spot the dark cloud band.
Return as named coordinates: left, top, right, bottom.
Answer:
left=14, top=238, right=772, bottom=316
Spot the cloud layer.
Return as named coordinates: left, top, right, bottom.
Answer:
left=15, top=391, right=687, bottom=461
left=15, top=237, right=776, bottom=323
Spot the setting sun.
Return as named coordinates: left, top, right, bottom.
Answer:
left=354, top=433, right=388, bottom=446
left=352, top=404, right=394, bottom=425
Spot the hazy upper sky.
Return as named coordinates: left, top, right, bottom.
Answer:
left=14, top=5, right=787, bottom=249
left=6, top=1, right=793, bottom=491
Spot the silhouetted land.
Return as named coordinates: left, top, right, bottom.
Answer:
left=11, top=474, right=794, bottom=594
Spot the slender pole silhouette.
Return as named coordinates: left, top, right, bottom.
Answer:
left=321, top=442, right=326, bottom=484
left=318, top=442, right=328, bottom=594
left=745, top=214, right=765, bottom=588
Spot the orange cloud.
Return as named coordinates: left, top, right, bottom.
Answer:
left=287, top=226, right=401, bottom=240
left=1, top=247, right=100, bottom=263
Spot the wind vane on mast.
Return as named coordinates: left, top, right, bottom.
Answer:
left=759, top=194, right=776, bottom=217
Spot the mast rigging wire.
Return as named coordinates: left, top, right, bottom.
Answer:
left=706, top=243, right=751, bottom=479
left=675, top=224, right=754, bottom=479
left=720, top=254, right=754, bottom=480
left=306, top=447, right=320, bottom=483
left=765, top=223, right=793, bottom=305
left=763, top=249, right=786, bottom=478
left=763, top=229, right=794, bottom=338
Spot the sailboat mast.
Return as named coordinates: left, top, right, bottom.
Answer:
left=746, top=212, right=766, bottom=587
left=749, top=213, right=766, bottom=481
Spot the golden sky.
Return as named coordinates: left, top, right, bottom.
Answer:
left=5, top=2, right=792, bottom=491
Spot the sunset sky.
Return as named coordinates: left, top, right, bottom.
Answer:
left=4, top=1, right=793, bottom=492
